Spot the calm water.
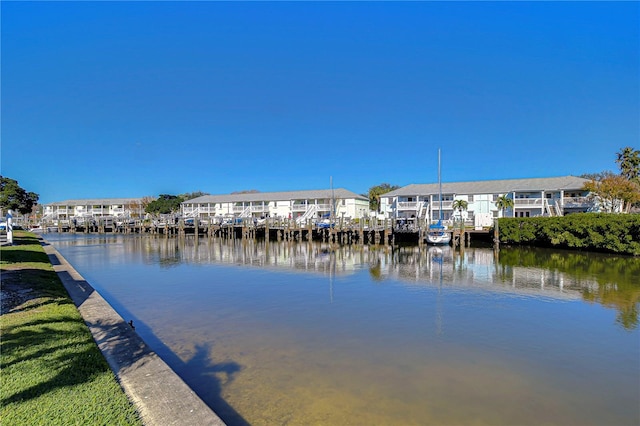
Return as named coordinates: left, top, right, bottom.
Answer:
left=44, top=234, right=639, bottom=426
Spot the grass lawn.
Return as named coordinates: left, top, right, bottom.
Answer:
left=1, top=231, right=142, bottom=425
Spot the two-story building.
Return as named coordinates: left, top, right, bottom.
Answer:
left=43, top=198, right=147, bottom=223
left=181, top=188, right=370, bottom=223
left=380, top=176, right=596, bottom=227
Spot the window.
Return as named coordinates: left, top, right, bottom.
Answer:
left=493, top=194, right=499, bottom=202
left=468, top=195, right=474, bottom=202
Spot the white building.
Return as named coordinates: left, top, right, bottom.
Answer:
left=43, top=198, right=147, bottom=222
left=182, top=188, right=370, bottom=222
left=380, top=176, right=596, bottom=226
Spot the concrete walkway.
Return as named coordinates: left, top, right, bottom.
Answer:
left=41, top=239, right=226, bottom=426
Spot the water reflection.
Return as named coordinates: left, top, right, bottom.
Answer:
left=53, top=234, right=639, bottom=330
left=497, top=247, right=640, bottom=330
left=45, top=234, right=640, bottom=426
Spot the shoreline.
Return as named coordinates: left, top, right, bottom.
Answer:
left=40, top=236, right=226, bottom=426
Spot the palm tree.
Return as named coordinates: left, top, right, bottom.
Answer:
left=495, top=195, right=514, bottom=217
left=367, top=183, right=400, bottom=212
left=616, top=146, right=640, bottom=183
left=452, top=199, right=468, bottom=222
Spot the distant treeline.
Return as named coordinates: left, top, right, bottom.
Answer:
left=497, top=213, right=640, bottom=256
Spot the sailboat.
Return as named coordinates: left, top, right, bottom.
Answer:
left=425, top=149, right=452, bottom=245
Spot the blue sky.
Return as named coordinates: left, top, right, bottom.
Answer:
left=2, top=1, right=638, bottom=204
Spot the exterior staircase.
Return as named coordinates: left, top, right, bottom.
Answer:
left=296, top=205, right=318, bottom=224
left=183, top=207, right=200, bottom=218
left=544, top=199, right=564, bottom=217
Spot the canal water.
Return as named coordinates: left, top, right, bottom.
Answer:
left=44, top=234, right=639, bottom=426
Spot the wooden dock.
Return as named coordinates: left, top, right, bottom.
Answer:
left=41, top=218, right=493, bottom=247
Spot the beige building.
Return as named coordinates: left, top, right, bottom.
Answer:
left=181, top=188, right=369, bottom=223
left=43, top=198, right=146, bottom=222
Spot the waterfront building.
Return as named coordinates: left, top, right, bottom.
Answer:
left=380, top=176, right=597, bottom=226
left=181, top=188, right=370, bottom=222
left=43, top=198, right=146, bottom=222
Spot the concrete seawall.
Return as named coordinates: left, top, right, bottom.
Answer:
left=41, top=237, right=226, bottom=426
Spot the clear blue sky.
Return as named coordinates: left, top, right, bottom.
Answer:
left=2, top=1, right=638, bottom=204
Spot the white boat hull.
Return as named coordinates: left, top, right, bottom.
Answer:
left=426, top=230, right=451, bottom=245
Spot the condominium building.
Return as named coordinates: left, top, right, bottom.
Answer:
left=43, top=198, right=147, bottom=222
left=380, top=176, right=595, bottom=226
left=181, top=188, right=370, bottom=222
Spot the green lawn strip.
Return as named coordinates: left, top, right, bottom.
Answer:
left=1, top=232, right=142, bottom=426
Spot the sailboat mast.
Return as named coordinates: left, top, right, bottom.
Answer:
left=330, top=176, right=334, bottom=221
left=438, top=149, right=443, bottom=221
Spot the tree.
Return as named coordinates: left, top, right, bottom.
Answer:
left=181, top=191, right=210, bottom=200
left=231, top=189, right=260, bottom=194
left=0, top=176, right=39, bottom=215
left=140, top=196, right=155, bottom=214
left=368, top=183, right=400, bottom=212
left=144, top=194, right=184, bottom=215
left=452, top=199, right=468, bottom=221
left=616, top=146, right=640, bottom=183
left=584, top=175, right=640, bottom=213
left=580, top=171, right=616, bottom=181
left=582, top=148, right=640, bottom=213
left=495, top=195, right=514, bottom=217
left=125, top=200, right=145, bottom=219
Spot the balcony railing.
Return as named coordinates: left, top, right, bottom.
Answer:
left=398, top=201, right=454, bottom=210
left=397, top=202, right=417, bottom=210
left=514, top=198, right=543, bottom=206
left=315, top=203, right=332, bottom=211
left=433, top=200, right=453, bottom=209
left=232, top=205, right=268, bottom=213
left=563, top=197, right=592, bottom=208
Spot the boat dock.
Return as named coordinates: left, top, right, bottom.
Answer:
left=40, top=218, right=493, bottom=247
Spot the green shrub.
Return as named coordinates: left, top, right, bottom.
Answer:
left=497, top=213, right=640, bottom=256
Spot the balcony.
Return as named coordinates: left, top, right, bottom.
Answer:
left=513, top=198, right=543, bottom=207
left=315, top=203, right=332, bottom=211
left=397, top=202, right=417, bottom=210
left=562, top=197, right=593, bottom=209
left=433, top=200, right=453, bottom=210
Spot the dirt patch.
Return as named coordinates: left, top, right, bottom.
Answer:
left=1, top=271, right=36, bottom=314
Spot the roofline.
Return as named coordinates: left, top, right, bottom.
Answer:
left=183, top=188, right=369, bottom=203
left=46, top=197, right=148, bottom=206
left=384, top=175, right=590, bottom=196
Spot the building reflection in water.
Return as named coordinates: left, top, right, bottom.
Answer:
left=56, top=234, right=639, bottom=330
left=130, top=236, right=625, bottom=301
